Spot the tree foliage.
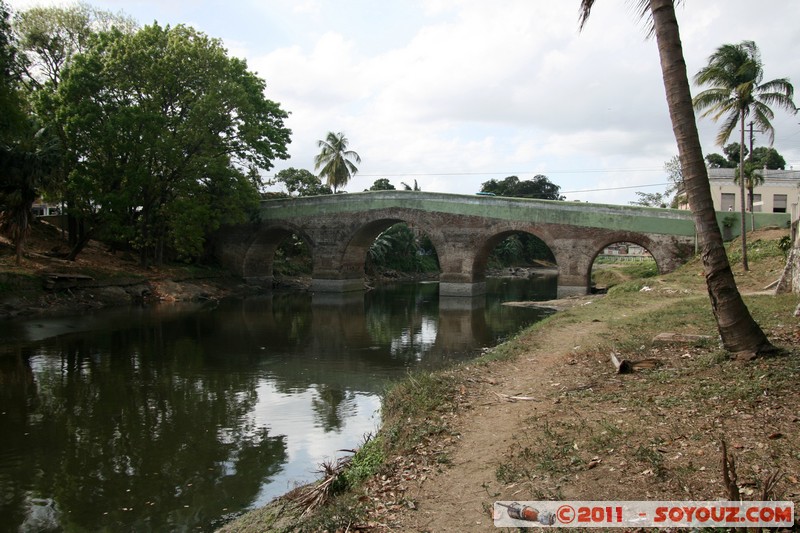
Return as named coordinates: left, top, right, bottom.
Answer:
left=314, top=131, right=360, bottom=193
left=633, top=155, right=685, bottom=209
left=56, top=23, right=291, bottom=265
left=706, top=143, right=786, bottom=170
left=663, top=154, right=685, bottom=208
left=629, top=191, right=667, bottom=208
left=0, top=0, right=24, bottom=139
left=12, top=2, right=137, bottom=90
left=488, top=233, right=554, bottom=269
left=401, top=179, right=420, bottom=191
left=367, top=223, right=438, bottom=274
left=274, top=168, right=332, bottom=197
left=693, top=41, right=795, bottom=148
left=368, top=178, right=395, bottom=191
left=480, top=175, right=564, bottom=200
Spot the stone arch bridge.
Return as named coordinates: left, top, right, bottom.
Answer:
left=213, top=191, right=706, bottom=297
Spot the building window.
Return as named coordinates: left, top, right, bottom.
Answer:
left=773, top=194, right=787, bottom=213
left=751, top=193, right=762, bottom=212
left=721, top=193, right=736, bottom=212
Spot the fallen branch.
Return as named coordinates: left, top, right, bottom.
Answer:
left=290, top=455, right=353, bottom=517
left=493, top=392, right=537, bottom=402
left=761, top=470, right=784, bottom=501
left=721, top=440, right=740, bottom=501
left=610, top=353, right=661, bottom=374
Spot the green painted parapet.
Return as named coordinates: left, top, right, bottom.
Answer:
left=259, top=191, right=698, bottom=237
left=715, top=211, right=792, bottom=241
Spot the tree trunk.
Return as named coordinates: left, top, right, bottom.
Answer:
left=776, top=222, right=799, bottom=294
left=14, top=210, right=29, bottom=266
left=649, top=0, right=772, bottom=358
left=65, top=229, right=93, bottom=261
left=738, top=113, right=749, bottom=271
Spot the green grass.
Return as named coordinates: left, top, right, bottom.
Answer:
left=343, top=435, right=386, bottom=487
left=380, top=370, right=459, bottom=450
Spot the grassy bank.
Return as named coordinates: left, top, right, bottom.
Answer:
left=218, top=228, right=799, bottom=532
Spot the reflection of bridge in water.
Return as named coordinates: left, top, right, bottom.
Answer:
left=228, top=290, right=541, bottom=387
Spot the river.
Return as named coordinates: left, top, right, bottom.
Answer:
left=0, top=275, right=556, bottom=532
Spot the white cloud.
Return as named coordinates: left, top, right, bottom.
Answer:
left=6, top=0, right=800, bottom=200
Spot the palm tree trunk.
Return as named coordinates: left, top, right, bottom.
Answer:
left=738, top=113, right=749, bottom=271
left=649, top=0, right=771, bottom=357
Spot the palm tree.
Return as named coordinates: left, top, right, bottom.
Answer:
left=734, top=161, right=765, bottom=231
left=579, top=0, right=773, bottom=358
left=313, top=131, right=361, bottom=193
left=692, top=41, right=796, bottom=271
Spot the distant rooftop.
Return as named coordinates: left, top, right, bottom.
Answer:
left=708, top=168, right=800, bottom=182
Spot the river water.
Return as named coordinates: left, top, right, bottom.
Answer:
left=0, top=275, right=556, bottom=532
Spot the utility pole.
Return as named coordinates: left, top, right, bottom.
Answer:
left=748, top=121, right=755, bottom=232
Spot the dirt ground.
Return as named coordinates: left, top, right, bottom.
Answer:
left=348, top=228, right=800, bottom=532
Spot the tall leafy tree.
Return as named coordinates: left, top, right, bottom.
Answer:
left=13, top=4, right=137, bottom=248
left=750, top=146, right=785, bottom=170
left=0, top=123, right=60, bottom=264
left=480, top=175, right=563, bottom=199
left=368, top=178, right=395, bottom=191
left=274, top=167, right=332, bottom=197
left=579, top=0, right=773, bottom=358
left=57, top=23, right=291, bottom=265
left=706, top=143, right=786, bottom=170
left=313, top=131, right=360, bottom=193
left=0, top=1, right=61, bottom=264
left=693, top=40, right=796, bottom=271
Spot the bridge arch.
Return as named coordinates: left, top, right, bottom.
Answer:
left=472, top=226, right=557, bottom=278
left=589, top=233, right=672, bottom=275
left=241, top=223, right=314, bottom=284
left=311, top=215, right=446, bottom=292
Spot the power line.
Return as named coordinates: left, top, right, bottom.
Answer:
left=266, top=167, right=665, bottom=178
left=357, top=168, right=665, bottom=177
left=562, top=182, right=669, bottom=194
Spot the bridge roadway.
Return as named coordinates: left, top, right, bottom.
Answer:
left=212, top=191, right=787, bottom=297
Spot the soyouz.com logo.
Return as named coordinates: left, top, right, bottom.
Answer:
left=493, top=501, right=795, bottom=528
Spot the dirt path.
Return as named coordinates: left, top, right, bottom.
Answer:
left=390, top=306, right=611, bottom=532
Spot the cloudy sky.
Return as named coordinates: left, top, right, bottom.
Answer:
left=7, top=0, right=800, bottom=204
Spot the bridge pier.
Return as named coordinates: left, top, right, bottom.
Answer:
left=557, top=284, right=590, bottom=298
left=311, top=278, right=366, bottom=293
left=244, top=275, right=273, bottom=287
left=439, top=281, right=487, bottom=297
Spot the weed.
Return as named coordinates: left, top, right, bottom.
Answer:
left=634, top=444, right=666, bottom=479
left=343, top=435, right=385, bottom=487
left=589, top=420, right=625, bottom=451
left=380, top=370, right=458, bottom=451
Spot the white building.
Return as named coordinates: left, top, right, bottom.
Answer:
left=708, top=168, right=799, bottom=220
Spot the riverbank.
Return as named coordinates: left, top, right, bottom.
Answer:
left=0, top=221, right=264, bottom=319
left=219, top=228, right=799, bottom=532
